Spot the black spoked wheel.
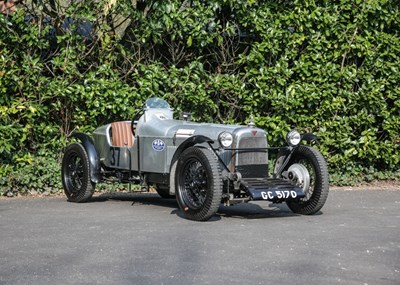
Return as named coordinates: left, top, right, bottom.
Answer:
left=280, top=146, right=329, bottom=215
left=62, top=143, right=95, bottom=202
left=175, top=147, right=222, bottom=221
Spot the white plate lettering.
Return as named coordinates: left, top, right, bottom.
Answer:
left=261, top=190, right=298, bottom=200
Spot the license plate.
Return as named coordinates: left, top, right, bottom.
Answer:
left=261, top=190, right=298, bottom=200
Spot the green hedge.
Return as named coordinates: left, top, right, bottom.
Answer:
left=0, top=0, right=399, bottom=195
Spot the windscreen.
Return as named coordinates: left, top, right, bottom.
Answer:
left=145, top=98, right=170, bottom=109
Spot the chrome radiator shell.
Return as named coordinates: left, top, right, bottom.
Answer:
left=218, top=128, right=269, bottom=178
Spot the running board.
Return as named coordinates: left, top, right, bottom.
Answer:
left=241, top=178, right=305, bottom=202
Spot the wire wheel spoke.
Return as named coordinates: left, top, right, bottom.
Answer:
left=67, top=155, right=84, bottom=193
left=175, top=147, right=223, bottom=221
left=62, top=143, right=95, bottom=203
left=182, top=159, right=208, bottom=209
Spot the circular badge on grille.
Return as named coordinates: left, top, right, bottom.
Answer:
left=152, top=139, right=165, bottom=151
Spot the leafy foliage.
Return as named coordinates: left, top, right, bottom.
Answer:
left=0, top=0, right=399, bottom=195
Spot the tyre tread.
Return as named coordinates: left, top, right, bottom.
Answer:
left=61, top=143, right=95, bottom=203
left=175, top=147, right=222, bottom=221
left=286, top=145, right=329, bottom=215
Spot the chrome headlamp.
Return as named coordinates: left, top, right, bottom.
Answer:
left=218, top=132, right=233, bottom=148
left=286, top=130, right=301, bottom=146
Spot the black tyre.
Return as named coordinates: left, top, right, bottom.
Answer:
left=155, top=184, right=175, bottom=199
left=280, top=146, right=329, bottom=215
left=175, top=147, right=223, bottom=221
left=61, top=143, right=95, bottom=202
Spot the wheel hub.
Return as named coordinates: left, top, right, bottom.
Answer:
left=286, top=163, right=310, bottom=192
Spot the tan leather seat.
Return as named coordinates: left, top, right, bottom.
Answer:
left=111, top=121, right=134, bottom=147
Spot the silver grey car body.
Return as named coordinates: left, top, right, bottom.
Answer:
left=62, top=97, right=329, bottom=221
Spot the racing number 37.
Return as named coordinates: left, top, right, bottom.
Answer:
left=110, top=147, right=120, bottom=166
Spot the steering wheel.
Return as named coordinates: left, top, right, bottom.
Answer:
left=131, top=109, right=144, bottom=137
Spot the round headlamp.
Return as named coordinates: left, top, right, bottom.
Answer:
left=286, top=130, right=301, bottom=146
left=218, top=132, right=233, bottom=148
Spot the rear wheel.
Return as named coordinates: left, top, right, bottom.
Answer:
left=277, top=146, right=329, bottom=215
left=62, top=143, right=95, bottom=202
left=175, top=147, right=222, bottom=221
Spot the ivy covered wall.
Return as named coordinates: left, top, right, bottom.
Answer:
left=0, top=0, right=399, bottom=194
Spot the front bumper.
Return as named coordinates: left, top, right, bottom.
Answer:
left=241, top=178, right=305, bottom=202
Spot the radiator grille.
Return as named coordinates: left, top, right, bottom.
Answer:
left=237, top=137, right=268, bottom=166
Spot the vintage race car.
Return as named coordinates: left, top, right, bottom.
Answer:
left=61, top=97, right=329, bottom=221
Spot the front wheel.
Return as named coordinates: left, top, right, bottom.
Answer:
left=277, top=146, right=329, bottom=215
left=175, top=147, right=223, bottom=221
left=61, top=143, right=95, bottom=202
